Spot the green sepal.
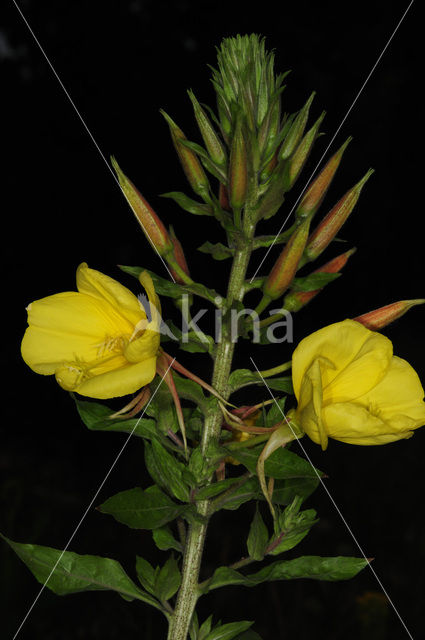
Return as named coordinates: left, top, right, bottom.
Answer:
left=202, top=556, right=369, bottom=593
left=204, top=621, right=254, bottom=640
left=74, top=396, right=157, bottom=440
left=247, top=506, right=269, bottom=561
left=198, top=241, right=234, bottom=261
left=160, top=191, right=214, bottom=216
left=1, top=533, right=162, bottom=609
left=291, top=272, right=341, bottom=292
left=152, top=525, right=183, bottom=553
left=155, top=554, right=182, bottom=601
left=98, top=485, right=186, bottom=529
left=144, top=439, right=191, bottom=502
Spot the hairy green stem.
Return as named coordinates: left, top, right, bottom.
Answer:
left=167, top=238, right=254, bottom=640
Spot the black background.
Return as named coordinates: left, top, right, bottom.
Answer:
left=1, top=1, right=423, bottom=638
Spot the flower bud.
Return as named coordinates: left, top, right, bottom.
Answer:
left=263, top=217, right=311, bottom=300
left=353, top=299, right=425, bottom=330
left=296, top=137, right=351, bottom=220
left=304, top=169, right=374, bottom=262
left=111, top=157, right=173, bottom=256
left=168, top=225, right=191, bottom=284
left=188, top=90, right=227, bottom=167
left=286, top=111, right=326, bottom=190
left=228, top=114, right=248, bottom=215
left=284, top=248, right=356, bottom=312
left=280, top=92, right=315, bottom=161
left=160, top=110, right=210, bottom=198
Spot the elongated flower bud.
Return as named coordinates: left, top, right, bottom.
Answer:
left=353, top=299, right=425, bottom=330
left=228, top=115, right=248, bottom=215
left=188, top=90, right=227, bottom=167
left=296, top=137, right=352, bottom=220
left=168, top=226, right=191, bottom=284
left=111, top=157, right=173, bottom=256
left=280, top=92, right=315, bottom=161
left=305, top=169, right=374, bottom=262
left=286, top=111, right=326, bottom=189
left=160, top=110, right=210, bottom=198
left=263, top=218, right=311, bottom=300
left=284, top=248, right=356, bottom=311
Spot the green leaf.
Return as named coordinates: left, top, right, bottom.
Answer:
left=135, top=556, right=157, bottom=595
left=226, top=445, right=321, bottom=481
left=219, top=477, right=260, bottom=512
left=268, top=498, right=317, bottom=555
left=247, top=506, right=269, bottom=561
left=271, top=477, right=320, bottom=505
left=195, top=477, right=247, bottom=501
left=99, top=485, right=185, bottom=529
left=203, top=556, right=368, bottom=592
left=75, top=397, right=157, bottom=440
left=144, top=439, right=189, bottom=502
left=198, top=241, right=234, bottom=261
left=228, top=369, right=292, bottom=395
left=199, top=615, right=213, bottom=640
left=152, top=526, right=183, bottom=553
left=204, top=621, right=253, bottom=640
left=155, top=555, right=181, bottom=601
left=173, top=376, right=210, bottom=413
left=264, top=396, right=287, bottom=427
left=291, top=272, right=340, bottom=292
left=1, top=534, right=160, bottom=608
left=160, top=191, right=214, bottom=216
left=252, top=231, right=292, bottom=249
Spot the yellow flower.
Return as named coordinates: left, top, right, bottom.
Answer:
left=291, top=319, right=425, bottom=449
left=21, top=263, right=161, bottom=399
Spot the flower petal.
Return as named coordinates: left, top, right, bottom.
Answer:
left=296, top=359, right=328, bottom=449
left=71, top=357, right=157, bottom=399
left=125, top=328, right=160, bottom=363
left=292, top=319, right=392, bottom=402
left=77, top=263, right=144, bottom=326
left=21, top=292, right=131, bottom=374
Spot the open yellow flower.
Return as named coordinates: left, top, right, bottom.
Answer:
left=291, top=319, right=425, bottom=449
left=21, top=263, right=161, bottom=399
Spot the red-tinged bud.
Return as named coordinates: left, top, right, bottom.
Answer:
left=286, top=111, right=326, bottom=189
left=160, top=110, right=210, bottom=198
left=353, top=299, right=425, bottom=330
left=263, top=217, right=311, bottom=300
left=296, top=137, right=352, bottom=220
left=284, top=248, right=356, bottom=311
left=304, top=169, right=374, bottom=262
left=219, top=182, right=231, bottom=211
left=228, top=115, right=248, bottom=215
left=188, top=90, right=227, bottom=167
left=168, top=225, right=190, bottom=284
left=280, top=92, right=315, bottom=161
left=111, top=157, right=173, bottom=256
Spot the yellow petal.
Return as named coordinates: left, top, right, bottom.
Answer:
left=139, top=270, right=162, bottom=316
left=77, top=263, right=144, bottom=326
left=296, top=359, right=328, bottom=449
left=125, top=328, right=160, bottom=363
left=21, top=292, right=132, bottom=374
left=292, top=319, right=392, bottom=402
left=357, top=356, right=425, bottom=430
left=322, top=401, right=414, bottom=445
left=70, top=357, right=157, bottom=399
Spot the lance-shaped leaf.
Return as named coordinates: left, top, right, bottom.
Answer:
left=152, top=526, right=183, bottom=553
left=144, top=439, right=190, bottom=502
left=227, top=444, right=321, bottom=481
left=285, top=111, right=326, bottom=189
left=74, top=397, right=158, bottom=440
left=204, top=621, right=254, bottom=640
left=280, top=92, right=315, bottom=160
left=247, top=506, right=269, bottom=561
left=198, top=241, right=234, bottom=261
left=98, top=485, right=185, bottom=529
left=160, top=191, right=214, bottom=216
left=1, top=534, right=161, bottom=609
left=155, top=555, right=182, bottom=601
left=228, top=369, right=292, bottom=394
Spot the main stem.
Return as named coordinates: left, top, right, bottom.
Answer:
left=166, top=237, right=254, bottom=640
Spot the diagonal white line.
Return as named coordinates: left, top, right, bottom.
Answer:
left=12, top=358, right=175, bottom=640
left=250, top=357, right=414, bottom=639
left=250, top=0, right=415, bottom=283
left=11, top=0, right=176, bottom=283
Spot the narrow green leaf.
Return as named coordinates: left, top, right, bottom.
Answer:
left=247, top=506, right=269, bottom=561
left=198, top=241, right=234, bottom=261
left=152, top=526, right=183, bottom=553
left=155, top=555, right=181, bottom=601
left=160, top=191, right=214, bottom=216
left=291, top=272, right=340, bottom=292
left=228, top=369, right=292, bottom=395
left=135, top=556, right=157, bottom=595
left=98, top=486, right=185, bottom=529
left=199, top=615, right=214, bottom=640
left=264, top=396, right=287, bottom=427
left=195, top=477, right=246, bottom=501
left=204, top=621, right=253, bottom=640
left=1, top=534, right=159, bottom=608
left=74, top=397, right=157, bottom=440
left=145, top=439, right=189, bottom=502
left=226, top=445, right=321, bottom=481
left=265, top=377, right=293, bottom=394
